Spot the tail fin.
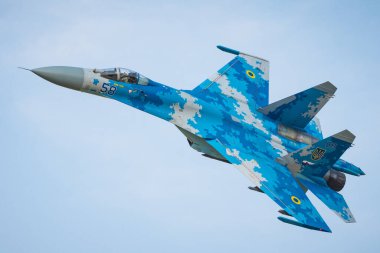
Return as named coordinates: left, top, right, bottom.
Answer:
left=278, top=130, right=355, bottom=176
left=258, top=82, right=336, bottom=129
left=304, top=117, right=323, bottom=140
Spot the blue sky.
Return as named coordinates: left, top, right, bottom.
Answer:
left=1, top=0, right=379, bottom=252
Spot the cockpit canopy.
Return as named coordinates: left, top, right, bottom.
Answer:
left=94, top=68, right=149, bottom=85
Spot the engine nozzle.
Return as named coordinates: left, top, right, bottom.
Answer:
left=324, top=169, right=346, bottom=192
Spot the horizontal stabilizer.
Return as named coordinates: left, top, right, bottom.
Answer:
left=334, top=159, right=365, bottom=176
left=278, top=216, right=331, bottom=232
left=258, top=82, right=336, bottom=129
left=278, top=130, right=355, bottom=177
left=207, top=138, right=331, bottom=233
left=299, top=178, right=356, bottom=223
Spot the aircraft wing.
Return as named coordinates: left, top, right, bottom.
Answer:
left=206, top=139, right=331, bottom=232
left=190, top=46, right=269, bottom=126
left=192, top=45, right=269, bottom=108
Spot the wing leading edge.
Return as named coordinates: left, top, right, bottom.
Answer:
left=206, top=139, right=331, bottom=232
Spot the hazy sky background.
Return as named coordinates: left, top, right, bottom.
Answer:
left=1, top=0, right=380, bottom=252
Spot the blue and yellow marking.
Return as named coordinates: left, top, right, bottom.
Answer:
left=246, top=70, right=255, bottom=79
left=114, top=83, right=124, bottom=88
left=291, top=196, right=301, bottom=205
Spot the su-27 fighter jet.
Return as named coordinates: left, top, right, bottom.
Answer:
left=25, top=45, right=364, bottom=232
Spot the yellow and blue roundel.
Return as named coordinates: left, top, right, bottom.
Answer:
left=291, top=196, right=301, bottom=205
left=246, top=70, right=255, bottom=79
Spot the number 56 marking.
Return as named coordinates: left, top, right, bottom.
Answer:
left=100, top=83, right=117, bottom=96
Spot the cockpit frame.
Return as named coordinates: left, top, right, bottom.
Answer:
left=94, top=67, right=149, bottom=85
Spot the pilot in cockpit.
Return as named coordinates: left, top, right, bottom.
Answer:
left=94, top=67, right=149, bottom=85
left=120, top=69, right=138, bottom=84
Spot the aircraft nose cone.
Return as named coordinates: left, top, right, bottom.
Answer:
left=32, top=66, right=84, bottom=91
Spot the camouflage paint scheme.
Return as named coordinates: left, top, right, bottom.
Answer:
left=31, top=45, right=364, bottom=233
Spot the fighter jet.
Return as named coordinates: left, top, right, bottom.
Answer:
left=25, top=45, right=364, bottom=232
